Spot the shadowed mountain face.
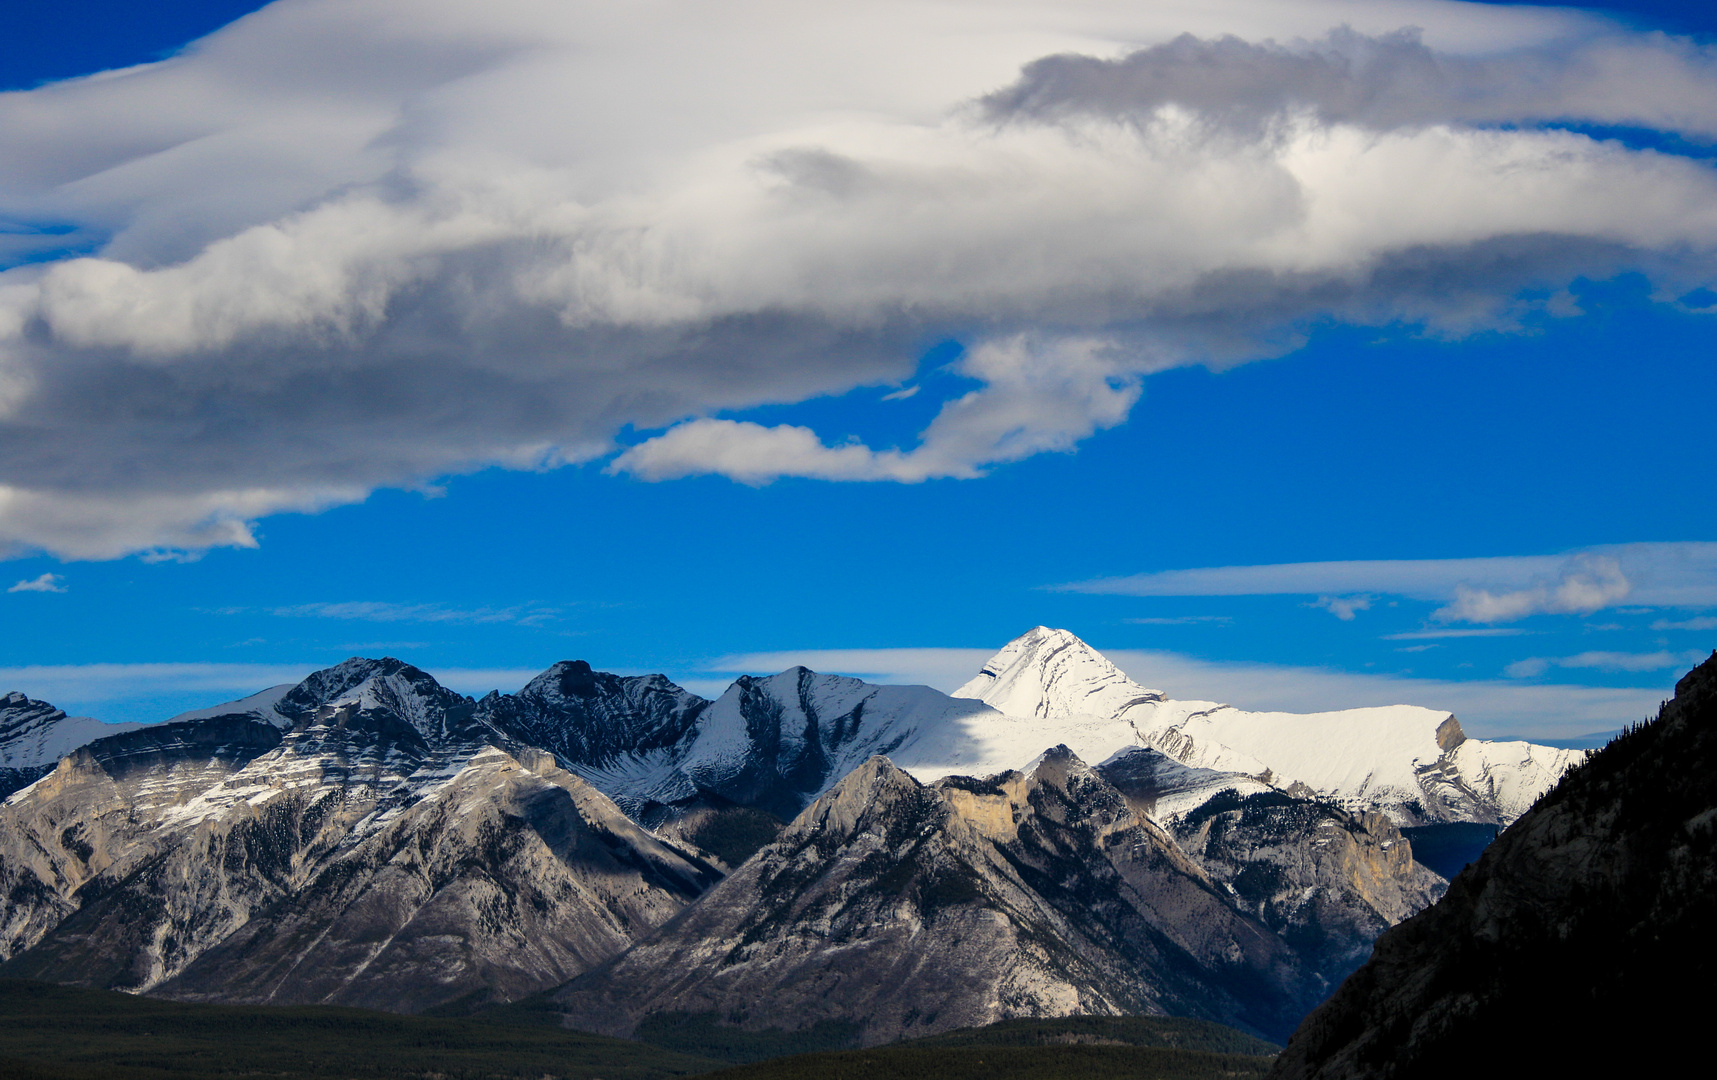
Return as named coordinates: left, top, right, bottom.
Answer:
left=551, top=748, right=1323, bottom=1046
left=0, top=659, right=720, bottom=1011
left=1270, top=653, right=1717, bottom=1079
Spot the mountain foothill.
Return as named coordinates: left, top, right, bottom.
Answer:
left=0, top=627, right=1615, bottom=1057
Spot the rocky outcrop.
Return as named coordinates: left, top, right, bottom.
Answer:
left=1099, top=747, right=1444, bottom=996
left=1165, top=788, right=1444, bottom=996
left=0, top=659, right=719, bottom=1012
left=551, top=748, right=1320, bottom=1046
left=152, top=748, right=716, bottom=1011
left=1270, top=653, right=1717, bottom=1079
left=474, top=662, right=707, bottom=775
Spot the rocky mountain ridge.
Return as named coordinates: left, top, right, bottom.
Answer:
left=0, top=658, right=719, bottom=1012
left=0, top=629, right=1587, bottom=1029
left=550, top=747, right=1321, bottom=1045
left=954, top=628, right=1584, bottom=826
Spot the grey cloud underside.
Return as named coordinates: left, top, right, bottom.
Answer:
left=0, top=233, right=1645, bottom=498
left=982, top=28, right=1717, bottom=135
left=3, top=304, right=917, bottom=494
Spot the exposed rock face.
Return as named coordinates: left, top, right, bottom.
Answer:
left=0, top=628, right=1559, bottom=1024
left=1270, top=653, right=1717, bottom=1079
left=0, top=693, right=143, bottom=801
left=1099, top=747, right=1444, bottom=995
left=551, top=748, right=1320, bottom=1046
left=1165, top=788, right=1444, bottom=996
left=474, top=662, right=707, bottom=775
left=0, top=659, right=719, bottom=1011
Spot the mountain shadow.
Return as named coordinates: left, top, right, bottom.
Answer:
left=1270, top=652, right=1717, bottom=1078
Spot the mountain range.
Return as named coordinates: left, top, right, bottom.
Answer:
left=0, top=628, right=1582, bottom=1042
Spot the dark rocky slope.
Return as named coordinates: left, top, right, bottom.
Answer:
left=1271, top=652, right=1717, bottom=1078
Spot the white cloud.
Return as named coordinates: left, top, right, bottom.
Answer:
left=612, top=335, right=1139, bottom=483
left=1311, top=594, right=1371, bottom=620
left=1652, top=616, right=1717, bottom=631
left=1061, top=542, right=1717, bottom=623
left=0, top=660, right=549, bottom=720
left=1506, top=649, right=1708, bottom=678
left=270, top=600, right=557, bottom=626
left=4, top=3, right=1717, bottom=554
left=1432, top=555, right=1630, bottom=623
left=8, top=572, right=66, bottom=593
left=712, top=643, right=1671, bottom=740
left=0, top=662, right=318, bottom=704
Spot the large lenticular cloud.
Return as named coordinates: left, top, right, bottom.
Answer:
left=1, top=0, right=1715, bottom=558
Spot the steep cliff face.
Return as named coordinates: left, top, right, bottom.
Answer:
left=152, top=748, right=716, bottom=1011
left=551, top=748, right=1319, bottom=1046
left=1270, top=653, right=1717, bottom=1079
left=0, top=659, right=719, bottom=1012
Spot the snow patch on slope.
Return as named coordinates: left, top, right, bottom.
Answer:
left=0, top=691, right=146, bottom=771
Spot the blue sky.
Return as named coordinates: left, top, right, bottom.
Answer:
left=2, top=0, right=1715, bottom=740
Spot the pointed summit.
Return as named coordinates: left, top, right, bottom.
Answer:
left=954, top=627, right=1165, bottom=721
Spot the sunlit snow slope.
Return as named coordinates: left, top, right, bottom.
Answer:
left=954, top=628, right=1584, bottom=825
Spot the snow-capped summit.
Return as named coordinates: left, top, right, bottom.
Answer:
left=953, top=628, right=1585, bottom=826
left=273, top=657, right=480, bottom=741
left=954, top=626, right=1165, bottom=721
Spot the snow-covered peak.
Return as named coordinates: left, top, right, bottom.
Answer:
left=0, top=691, right=146, bottom=771
left=274, top=658, right=474, bottom=739
left=953, top=626, right=1165, bottom=721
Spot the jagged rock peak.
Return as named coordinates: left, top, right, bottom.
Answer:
left=478, top=660, right=707, bottom=769
left=953, top=626, right=1165, bottom=720
left=790, top=754, right=933, bottom=843
left=273, top=656, right=473, bottom=737
left=0, top=692, right=66, bottom=743
left=518, top=660, right=697, bottom=705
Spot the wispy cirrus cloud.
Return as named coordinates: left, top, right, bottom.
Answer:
left=1310, top=595, right=1372, bottom=621
left=1652, top=616, right=1717, bottom=631
left=268, top=601, right=558, bottom=627
left=0, top=661, right=548, bottom=723
left=1059, top=542, right=1717, bottom=624
left=1504, top=649, right=1709, bottom=678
